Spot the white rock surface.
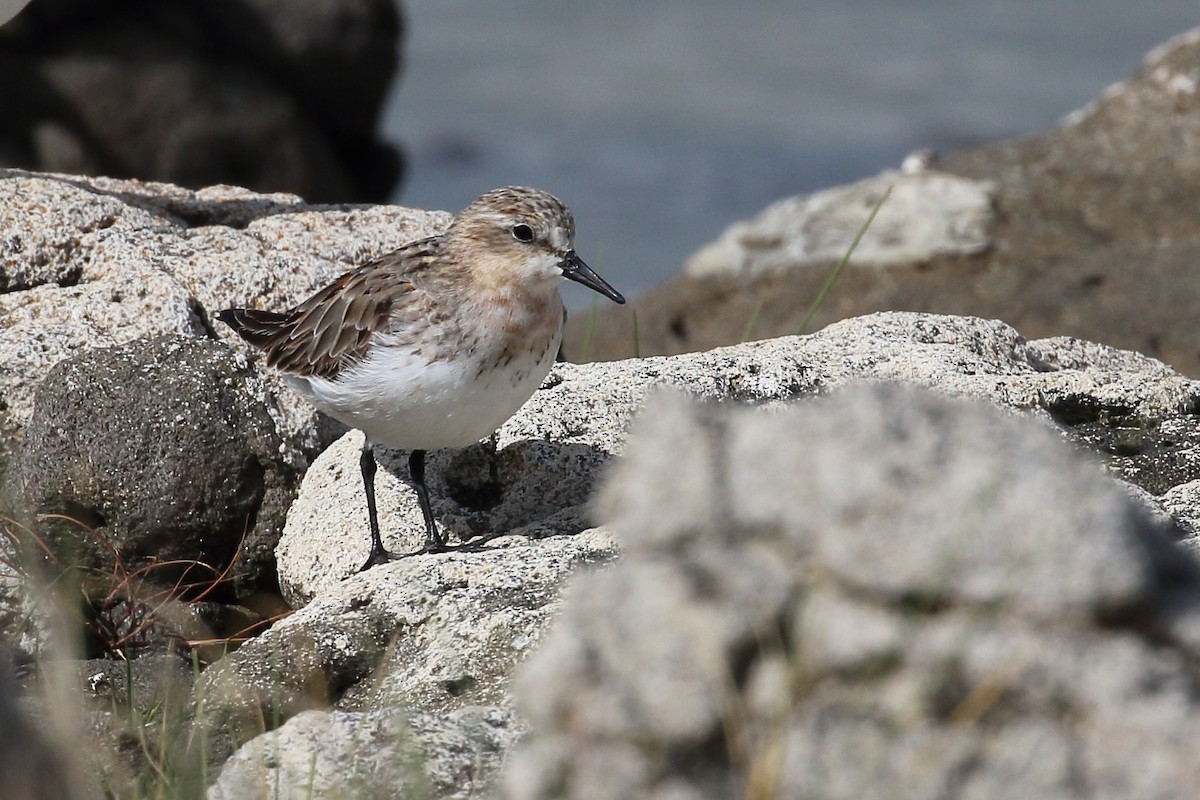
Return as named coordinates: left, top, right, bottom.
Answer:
left=209, top=706, right=518, bottom=800
left=198, top=529, right=618, bottom=736
left=278, top=311, right=1200, bottom=604
left=0, top=262, right=204, bottom=427
left=685, top=168, right=994, bottom=277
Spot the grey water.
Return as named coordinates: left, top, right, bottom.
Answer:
left=383, top=1, right=1199, bottom=305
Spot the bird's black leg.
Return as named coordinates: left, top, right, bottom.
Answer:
left=410, top=449, right=446, bottom=552
left=359, top=443, right=393, bottom=571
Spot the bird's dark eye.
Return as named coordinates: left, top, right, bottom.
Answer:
left=511, top=223, right=535, bottom=242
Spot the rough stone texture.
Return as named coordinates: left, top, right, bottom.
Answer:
left=505, top=385, right=1200, bottom=800
left=565, top=28, right=1200, bottom=378
left=17, top=336, right=299, bottom=598
left=0, top=0, right=402, bottom=202
left=0, top=243, right=206, bottom=431
left=209, top=706, right=519, bottom=800
left=0, top=169, right=452, bottom=451
left=0, top=170, right=172, bottom=290
left=1163, top=480, right=1200, bottom=543
left=198, top=530, right=616, bottom=746
left=686, top=169, right=994, bottom=278
left=281, top=312, right=1200, bottom=604
left=278, top=430, right=620, bottom=605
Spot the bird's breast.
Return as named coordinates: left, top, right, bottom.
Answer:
left=295, top=291, right=564, bottom=450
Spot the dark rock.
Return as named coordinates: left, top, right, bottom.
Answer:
left=17, top=335, right=299, bottom=601
left=0, top=0, right=402, bottom=202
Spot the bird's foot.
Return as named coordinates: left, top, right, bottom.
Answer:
left=400, top=535, right=450, bottom=557
left=358, top=544, right=398, bottom=572
left=359, top=532, right=488, bottom=569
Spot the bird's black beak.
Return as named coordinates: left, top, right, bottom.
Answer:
left=559, top=251, right=625, bottom=304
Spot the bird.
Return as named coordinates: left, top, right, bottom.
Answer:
left=218, top=186, right=625, bottom=572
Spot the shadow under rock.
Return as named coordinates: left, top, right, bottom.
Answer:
left=374, top=438, right=615, bottom=548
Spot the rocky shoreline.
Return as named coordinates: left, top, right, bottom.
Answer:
left=565, top=28, right=1200, bottom=379
left=3, top=28, right=1200, bottom=800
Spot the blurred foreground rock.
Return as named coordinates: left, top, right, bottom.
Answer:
left=0, top=646, right=88, bottom=800
left=506, top=385, right=1200, bottom=800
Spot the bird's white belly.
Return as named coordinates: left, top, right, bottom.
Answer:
left=291, top=334, right=560, bottom=451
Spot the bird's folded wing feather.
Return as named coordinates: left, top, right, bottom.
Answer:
left=229, top=238, right=444, bottom=379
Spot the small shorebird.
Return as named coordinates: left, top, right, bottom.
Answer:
left=219, top=187, right=625, bottom=571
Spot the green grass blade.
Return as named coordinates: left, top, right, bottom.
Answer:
left=795, top=183, right=893, bottom=336
left=740, top=297, right=766, bottom=343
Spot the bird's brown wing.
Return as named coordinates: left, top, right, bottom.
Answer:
left=219, top=237, right=443, bottom=379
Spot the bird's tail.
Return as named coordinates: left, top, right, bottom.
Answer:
left=216, top=308, right=292, bottom=350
